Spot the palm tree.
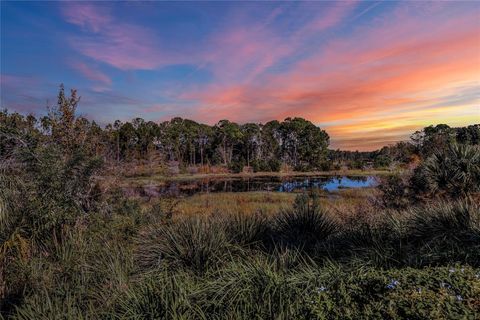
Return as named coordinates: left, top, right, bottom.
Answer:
left=422, top=143, right=480, bottom=197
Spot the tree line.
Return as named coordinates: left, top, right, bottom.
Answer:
left=1, top=86, right=331, bottom=172
left=328, top=124, right=480, bottom=170
left=1, top=86, right=479, bottom=173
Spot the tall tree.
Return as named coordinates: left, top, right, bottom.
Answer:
left=241, top=123, right=261, bottom=167
left=215, top=120, right=243, bottom=166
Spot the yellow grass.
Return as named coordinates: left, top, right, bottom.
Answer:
left=170, top=188, right=378, bottom=218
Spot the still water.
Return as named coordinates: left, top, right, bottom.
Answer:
left=126, top=176, right=377, bottom=198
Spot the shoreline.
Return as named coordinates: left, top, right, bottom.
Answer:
left=120, top=169, right=394, bottom=186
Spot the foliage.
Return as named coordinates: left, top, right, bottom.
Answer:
left=406, top=199, right=480, bottom=264
left=1, top=94, right=103, bottom=249
left=379, top=143, right=480, bottom=206
left=134, top=217, right=232, bottom=275
left=307, top=265, right=480, bottom=320
left=221, top=211, right=271, bottom=248
left=2, top=86, right=480, bottom=319
left=418, top=143, right=480, bottom=197
left=2, top=191, right=480, bottom=318
left=2, top=88, right=332, bottom=173
left=275, top=193, right=338, bottom=252
left=377, top=174, right=413, bottom=208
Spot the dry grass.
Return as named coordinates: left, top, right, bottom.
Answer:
left=177, top=192, right=296, bottom=217
left=171, top=188, right=377, bottom=219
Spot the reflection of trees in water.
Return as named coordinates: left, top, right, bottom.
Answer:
left=129, top=175, right=376, bottom=197
left=346, top=176, right=368, bottom=182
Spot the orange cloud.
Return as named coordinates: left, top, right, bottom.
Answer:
left=183, top=5, right=480, bottom=150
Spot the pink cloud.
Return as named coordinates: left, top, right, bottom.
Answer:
left=57, top=2, right=478, bottom=150
left=62, top=2, right=356, bottom=76
left=62, top=3, right=183, bottom=70
left=61, top=3, right=111, bottom=32
left=179, top=4, right=479, bottom=150
left=0, top=74, right=52, bottom=114
left=71, top=62, right=112, bottom=87
left=1, top=74, right=39, bottom=87
left=201, top=2, right=357, bottom=84
left=295, top=1, right=357, bottom=37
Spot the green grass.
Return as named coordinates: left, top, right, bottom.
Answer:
left=2, top=193, right=480, bottom=319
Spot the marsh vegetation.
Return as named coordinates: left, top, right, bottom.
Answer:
left=1, top=88, right=479, bottom=319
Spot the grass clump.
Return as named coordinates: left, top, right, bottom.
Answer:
left=275, top=192, right=338, bottom=252
left=113, top=272, right=196, bottom=320
left=134, top=216, right=232, bottom=275
left=221, top=210, right=271, bottom=248
left=406, top=199, right=480, bottom=265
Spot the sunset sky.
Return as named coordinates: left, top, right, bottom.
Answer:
left=1, top=1, right=479, bottom=150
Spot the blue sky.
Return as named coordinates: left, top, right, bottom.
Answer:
left=1, top=1, right=479, bottom=150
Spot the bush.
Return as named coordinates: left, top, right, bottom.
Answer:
left=417, top=143, right=480, bottom=198
left=252, top=159, right=281, bottom=172
left=114, top=273, right=195, bottom=320
left=4, top=192, right=480, bottom=319
left=318, top=160, right=332, bottom=171
left=377, top=174, right=413, bottom=208
left=228, top=159, right=245, bottom=173
left=1, top=143, right=103, bottom=247
left=408, top=199, right=480, bottom=243
left=306, top=265, right=480, bottom=320
left=326, top=211, right=408, bottom=267
left=374, top=155, right=392, bottom=168
left=12, top=290, right=88, bottom=320
left=193, top=257, right=315, bottom=319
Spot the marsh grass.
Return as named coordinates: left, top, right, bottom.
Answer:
left=134, top=216, right=234, bottom=275
left=3, top=193, right=480, bottom=319
left=274, top=193, right=339, bottom=252
left=177, top=191, right=296, bottom=217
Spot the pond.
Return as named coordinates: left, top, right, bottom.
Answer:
left=125, top=175, right=378, bottom=198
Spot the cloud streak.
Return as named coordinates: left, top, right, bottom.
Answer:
left=180, top=4, right=480, bottom=149
left=3, top=1, right=479, bottom=150
left=71, top=62, right=112, bottom=87
left=62, top=3, right=183, bottom=70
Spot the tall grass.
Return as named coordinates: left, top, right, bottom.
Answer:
left=3, top=193, right=480, bottom=319
left=407, top=199, right=480, bottom=265
left=220, top=210, right=271, bottom=248
left=134, top=217, right=233, bottom=274
left=274, top=193, right=338, bottom=252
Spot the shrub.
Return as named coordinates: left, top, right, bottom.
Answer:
left=379, top=143, right=480, bottom=206
left=377, top=174, right=413, bottom=208
left=418, top=143, right=480, bottom=198
left=307, top=265, right=480, bottom=320
left=1, top=143, right=102, bottom=247
left=251, top=159, right=280, bottom=172
left=408, top=199, right=480, bottom=243
left=194, top=257, right=315, bottom=319
left=326, top=212, right=408, bottom=267
left=12, top=290, right=88, bottom=320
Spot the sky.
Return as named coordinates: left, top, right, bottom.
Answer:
left=1, top=1, right=479, bottom=151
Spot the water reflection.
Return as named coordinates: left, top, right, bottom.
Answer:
left=125, top=176, right=377, bottom=198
